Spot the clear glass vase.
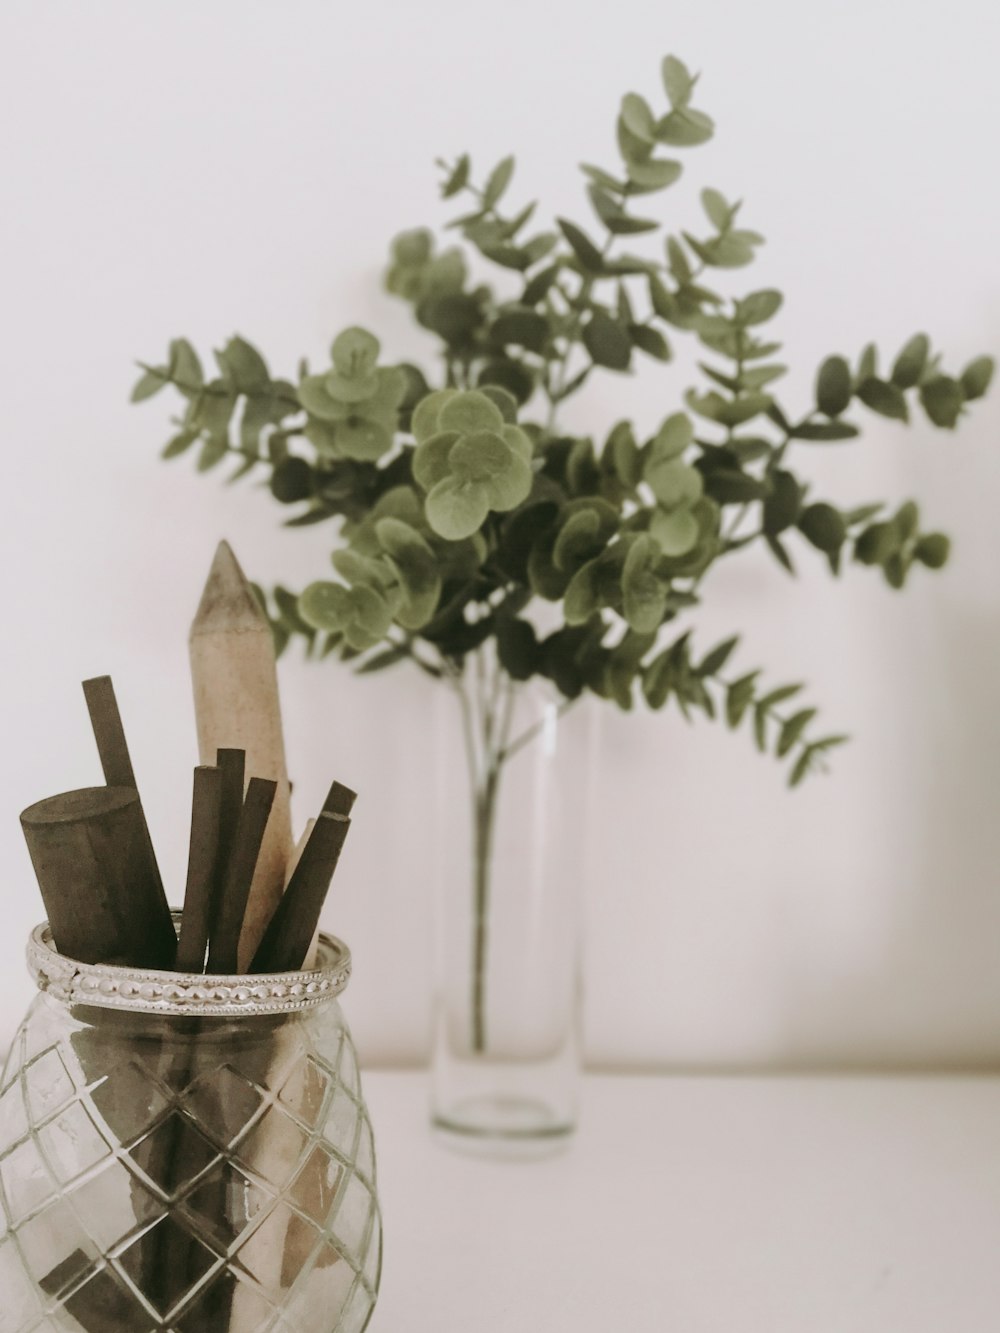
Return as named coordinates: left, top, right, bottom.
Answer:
left=0, top=924, right=381, bottom=1332
left=431, top=643, right=594, bottom=1153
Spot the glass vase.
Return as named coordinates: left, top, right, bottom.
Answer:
left=0, top=924, right=381, bottom=1332
left=431, top=643, right=594, bottom=1153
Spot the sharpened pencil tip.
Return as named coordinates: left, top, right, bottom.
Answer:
left=190, top=540, right=269, bottom=637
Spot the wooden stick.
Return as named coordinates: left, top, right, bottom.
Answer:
left=323, top=779, right=357, bottom=817
left=207, top=776, right=277, bottom=974
left=82, top=675, right=175, bottom=964
left=301, top=780, right=358, bottom=968
left=20, top=787, right=176, bottom=968
left=174, top=766, right=223, bottom=973
left=249, top=812, right=351, bottom=974
left=206, top=747, right=245, bottom=971
left=189, top=541, right=294, bottom=969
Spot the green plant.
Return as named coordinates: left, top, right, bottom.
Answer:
left=133, top=55, right=993, bottom=1047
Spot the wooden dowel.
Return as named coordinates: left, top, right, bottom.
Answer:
left=174, top=766, right=222, bottom=973
left=20, top=787, right=176, bottom=968
left=249, top=812, right=351, bottom=974
left=207, top=776, right=277, bottom=974
left=322, top=779, right=357, bottom=817
left=82, top=675, right=175, bottom=964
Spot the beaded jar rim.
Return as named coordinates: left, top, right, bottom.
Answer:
left=26, top=918, right=352, bottom=1017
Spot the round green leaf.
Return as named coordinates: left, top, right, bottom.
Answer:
left=649, top=507, right=699, bottom=556
left=650, top=412, right=694, bottom=461
left=815, top=356, right=852, bottom=417
left=890, top=333, right=930, bottom=389
left=411, top=389, right=457, bottom=443
left=645, top=457, right=703, bottom=509
left=299, top=581, right=351, bottom=631
left=425, top=476, right=490, bottom=541
left=438, top=390, right=505, bottom=436
left=331, top=327, right=380, bottom=379
left=798, top=502, right=846, bottom=553
left=413, top=431, right=459, bottom=491
left=914, top=533, right=950, bottom=569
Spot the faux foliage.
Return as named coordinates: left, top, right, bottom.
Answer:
left=134, top=54, right=993, bottom=787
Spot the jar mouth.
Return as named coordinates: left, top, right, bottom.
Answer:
left=26, top=916, right=352, bottom=1018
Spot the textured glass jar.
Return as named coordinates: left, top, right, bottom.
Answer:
left=0, top=925, right=381, bottom=1332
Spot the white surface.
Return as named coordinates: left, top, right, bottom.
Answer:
left=1, top=1, right=1000, bottom=1067
left=364, top=1070, right=1000, bottom=1332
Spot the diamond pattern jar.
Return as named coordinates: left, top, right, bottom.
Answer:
left=0, top=925, right=381, bottom=1332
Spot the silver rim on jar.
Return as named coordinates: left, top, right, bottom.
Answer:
left=26, top=916, right=352, bottom=1017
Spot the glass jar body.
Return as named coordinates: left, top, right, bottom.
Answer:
left=0, top=946, right=380, bottom=1332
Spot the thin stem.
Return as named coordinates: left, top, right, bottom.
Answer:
left=499, top=695, right=577, bottom=764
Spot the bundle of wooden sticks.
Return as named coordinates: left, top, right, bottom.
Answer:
left=20, top=676, right=353, bottom=976
left=19, top=541, right=354, bottom=977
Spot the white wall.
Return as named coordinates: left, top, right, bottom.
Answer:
left=1, top=0, right=998, bottom=1068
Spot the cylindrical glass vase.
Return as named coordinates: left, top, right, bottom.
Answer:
left=0, top=925, right=381, bottom=1332
left=431, top=644, right=595, bottom=1153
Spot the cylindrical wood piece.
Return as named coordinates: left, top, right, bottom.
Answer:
left=20, top=787, right=176, bottom=968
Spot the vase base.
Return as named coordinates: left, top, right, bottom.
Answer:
left=432, top=1094, right=575, bottom=1159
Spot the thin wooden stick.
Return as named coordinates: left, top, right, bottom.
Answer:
left=175, top=765, right=222, bottom=973
left=207, top=747, right=245, bottom=972
left=322, top=779, right=357, bottom=817
left=20, top=787, right=175, bottom=968
left=207, top=776, right=277, bottom=974
left=249, top=812, right=350, bottom=974
left=82, top=675, right=175, bottom=964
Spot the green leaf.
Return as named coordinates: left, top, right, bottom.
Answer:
left=622, top=534, right=667, bottom=632
left=736, top=290, right=782, bottom=326
left=522, top=264, right=559, bottom=306
left=913, top=533, right=950, bottom=568
left=496, top=617, right=539, bottom=681
left=656, top=107, right=714, bottom=147
left=331, top=326, right=380, bottom=379
left=662, top=54, right=695, bottom=108
left=854, top=521, right=900, bottom=566
left=857, top=378, right=908, bottom=422
left=777, top=709, right=817, bottom=758
left=217, top=336, right=269, bottom=393
left=626, top=157, right=683, bottom=192
left=425, top=476, right=489, bottom=541
left=798, top=502, right=846, bottom=553
left=919, top=375, right=964, bottom=428
left=960, top=355, right=995, bottom=401
left=648, top=413, right=694, bottom=461
left=645, top=458, right=703, bottom=509
left=161, top=429, right=198, bottom=459
left=725, top=672, right=759, bottom=727
left=765, top=533, right=795, bottom=574
left=270, top=456, right=312, bottom=502
left=663, top=239, right=690, bottom=287
left=792, top=420, right=859, bottom=442
left=629, top=325, right=671, bottom=361
left=491, top=308, right=550, bottom=352
left=583, top=312, right=632, bottom=370
left=441, top=154, right=471, bottom=198
left=556, top=218, right=605, bottom=272
left=483, top=155, right=515, bottom=208
left=438, top=390, right=504, bottom=434
left=649, top=506, right=699, bottom=555
left=816, top=356, right=852, bottom=417
left=701, top=188, right=731, bottom=230
left=891, top=333, right=930, bottom=388
left=170, top=338, right=204, bottom=390
left=355, top=645, right=411, bottom=674
left=621, top=92, right=656, bottom=143
left=131, top=365, right=168, bottom=402
left=698, top=635, right=739, bottom=677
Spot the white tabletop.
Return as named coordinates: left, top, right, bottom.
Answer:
left=362, top=1070, right=1000, bottom=1332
